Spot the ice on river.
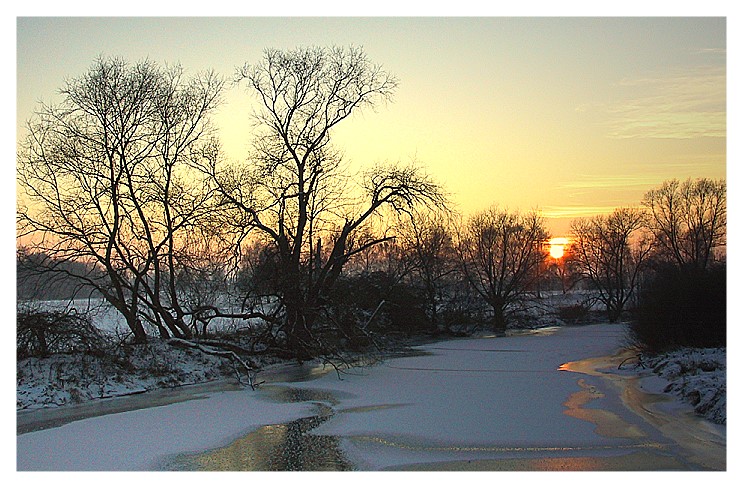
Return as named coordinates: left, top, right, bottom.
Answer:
left=14, top=323, right=729, bottom=475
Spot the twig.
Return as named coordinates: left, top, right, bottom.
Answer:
left=167, top=338, right=261, bottom=390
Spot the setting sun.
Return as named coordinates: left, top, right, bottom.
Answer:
left=549, top=237, right=569, bottom=259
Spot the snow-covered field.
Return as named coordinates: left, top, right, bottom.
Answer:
left=17, top=297, right=258, bottom=335
left=15, top=322, right=728, bottom=473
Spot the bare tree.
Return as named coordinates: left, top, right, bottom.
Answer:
left=395, top=208, right=458, bottom=331
left=457, top=207, right=549, bottom=333
left=17, top=56, right=225, bottom=342
left=642, top=178, right=726, bottom=271
left=201, top=46, right=447, bottom=357
left=545, top=249, right=581, bottom=295
left=570, top=208, right=652, bottom=322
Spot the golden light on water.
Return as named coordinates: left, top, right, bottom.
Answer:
left=548, top=237, right=569, bottom=259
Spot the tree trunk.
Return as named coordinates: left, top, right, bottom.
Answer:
left=155, top=321, right=171, bottom=339
left=284, top=296, right=315, bottom=360
left=607, top=302, right=622, bottom=323
left=34, top=328, right=48, bottom=357
left=491, top=302, right=507, bottom=335
left=427, top=285, right=440, bottom=332
left=128, top=315, right=148, bottom=344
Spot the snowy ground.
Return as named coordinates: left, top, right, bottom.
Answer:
left=640, top=347, right=726, bottom=425
left=16, top=339, right=281, bottom=411
left=15, top=322, right=728, bottom=473
left=13, top=292, right=589, bottom=412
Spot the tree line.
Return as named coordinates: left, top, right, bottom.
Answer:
left=546, top=177, right=725, bottom=352
left=17, top=47, right=726, bottom=360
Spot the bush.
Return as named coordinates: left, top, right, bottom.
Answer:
left=557, top=303, right=591, bottom=324
left=325, top=272, right=431, bottom=342
left=17, top=309, right=106, bottom=359
left=630, top=264, right=726, bottom=353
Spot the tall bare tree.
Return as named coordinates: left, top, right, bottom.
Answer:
left=570, top=208, right=652, bottom=322
left=642, top=178, right=726, bottom=271
left=202, top=46, right=446, bottom=357
left=17, top=56, right=225, bottom=342
left=457, top=207, right=548, bottom=333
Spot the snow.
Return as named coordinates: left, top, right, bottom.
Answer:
left=16, top=298, right=288, bottom=411
left=17, top=389, right=315, bottom=470
left=17, top=297, right=256, bottom=335
left=14, top=321, right=729, bottom=475
left=309, top=326, right=625, bottom=450
left=640, top=347, right=726, bottom=424
left=16, top=340, right=242, bottom=410
left=12, top=291, right=619, bottom=413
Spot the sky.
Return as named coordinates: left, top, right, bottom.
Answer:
left=12, top=10, right=729, bottom=236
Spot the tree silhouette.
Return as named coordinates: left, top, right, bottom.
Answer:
left=457, top=207, right=548, bottom=333
left=201, top=46, right=447, bottom=357
left=643, top=178, right=726, bottom=271
left=17, top=57, right=225, bottom=341
left=570, top=208, right=652, bottom=322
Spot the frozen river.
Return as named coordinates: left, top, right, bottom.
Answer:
left=17, top=323, right=726, bottom=471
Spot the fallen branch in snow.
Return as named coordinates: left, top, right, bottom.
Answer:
left=618, top=353, right=645, bottom=370
left=167, top=338, right=263, bottom=390
left=362, top=300, right=386, bottom=330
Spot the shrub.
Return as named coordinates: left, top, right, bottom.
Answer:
left=17, top=309, right=106, bottom=359
left=630, top=264, right=726, bottom=353
left=557, top=303, right=591, bottom=324
left=325, top=272, right=431, bottom=343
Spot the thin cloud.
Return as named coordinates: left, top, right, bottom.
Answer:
left=605, top=66, right=725, bottom=140
left=560, top=174, right=663, bottom=190
left=693, top=48, right=725, bottom=55
left=542, top=206, right=627, bottom=219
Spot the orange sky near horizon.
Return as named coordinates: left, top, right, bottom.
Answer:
left=15, top=16, right=727, bottom=237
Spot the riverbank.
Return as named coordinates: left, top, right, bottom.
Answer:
left=16, top=359, right=342, bottom=435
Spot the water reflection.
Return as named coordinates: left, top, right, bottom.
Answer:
left=162, top=386, right=412, bottom=471
left=165, top=403, right=354, bottom=471
left=163, top=385, right=359, bottom=471
left=562, top=378, right=646, bottom=439
left=260, top=361, right=336, bottom=383
left=261, top=385, right=347, bottom=406
left=560, top=351, right=726, bottom=470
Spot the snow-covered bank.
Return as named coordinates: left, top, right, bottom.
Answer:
left=641, top=348, right=726, bottom=424
left=17, top=339, right=269, bottom=411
